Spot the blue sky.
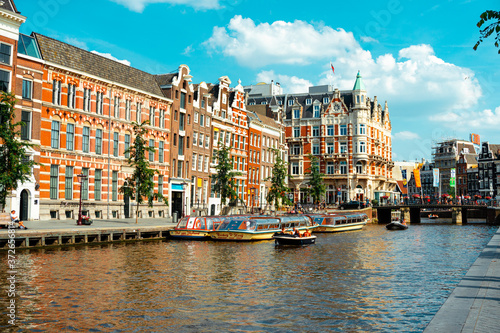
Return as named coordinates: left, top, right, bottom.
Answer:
left=17, top=0, right=500, bottom=162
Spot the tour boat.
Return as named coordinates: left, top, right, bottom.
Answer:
left=428, top=214, right=439, bottom=219
left=169, top=216, right=229, bottom=239
left=210, top=215, right=316, bottom=241
left=312, top=213, right=368, bottom=233
left=273, top=234, right=317, bottom=246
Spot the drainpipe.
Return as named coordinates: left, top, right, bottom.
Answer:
left=107, top=87, right=112, bottom=219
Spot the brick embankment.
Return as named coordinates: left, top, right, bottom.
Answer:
left=424, top=226, right=500, bottom=333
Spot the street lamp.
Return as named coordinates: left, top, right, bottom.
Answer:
left=76, top=173, right=88, bottom=225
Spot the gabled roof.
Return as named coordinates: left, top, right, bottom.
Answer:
left=34, top=33, right=165, bottom=97
left=154, top=73, right=176, bottom=87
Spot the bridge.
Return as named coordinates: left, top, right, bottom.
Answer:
left=374, top=204, right=500, bottom=225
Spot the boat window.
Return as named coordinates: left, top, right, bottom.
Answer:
left=199, top=218, right=206, bottom=229
left=176, top=217, right=189, bottom=228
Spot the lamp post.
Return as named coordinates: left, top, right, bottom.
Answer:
left=77, top=173, right=87, bottom=225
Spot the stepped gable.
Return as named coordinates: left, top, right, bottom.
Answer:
left=34, top=33, right=164, bottom=97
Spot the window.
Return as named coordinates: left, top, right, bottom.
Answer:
left=199, top=133, right=203, bottom=146
left=149, top=139, right=155, bottom=162
left=359, top=141, right=366, bottom=153
left=158, top=176, right=163, bottom=201
left=327, top=162, right=334, bottom=174
left=82, top=126, right=90, bottom=153
left=136, top=102, right=142, bottom=122
left=0, top=70, right=9, bottom=92
left=306, top=98, right=312, bottom=105
left=340, top=142, right=347, bottom=153
left=205, top=155, right=209, bottom=172
left=113, top=132, right=119, bottom=157
left=340, top=161, right=347, bottom=174
left=81, top=168, right=89, bottom=200
left=178, top=136, right=184, bottom=156
left=95, top=169, right=102, bottom=201
left=50, top=165, right=58, bottom=199
left=327, top=125, right=334, bottom=136
left=96, top=91, right=103, bottom=114
left=95, top=129, right=102, bottom=155
left=193, top=132, right=198, bottom=146
left=68, top=83, right=76, bottom=108
left=205, top=135, right=209, bottom=148
left=52, top=80, right=61, bottom=105
left=180, top=92, right=186, bottom=109
left=288, top=99, right=294, bottom=106
left=201, top=99, right=206, bottom=108
left=0, top=43, right=12, bottom=65
left=356, top=162, right=363, bottom=174
left=66, top=123, right=74, bottom=151
left=198, top=155, right=203, bottom=171
left=313, top=105, right=320, bottom=118
left=21, top=111, right=30, bottom=141
left=22, top=79, right=32, bottom=99
left=173, top=133, right=177, bottom=146
left=318, top=142, right=330, bottom=155
left=180, top=113, right=185, bottom=131
left=312, top=126, right=320, bottom=137
left=149, top=106, right=155, bottom=126
left=124, top=134, right=130, bottom=158
left=200, top=114, right=204, bottom=126
left=159, top=109, right=164, bottom=128
left=51, top=121, right=60, bottom=149
left=291, top=162, right=300, bottom=175
left=293, top=109, right=300, bottom=119
left=194, top=111, right=199, bottom=123
left=323, top=97, right=329, bottom=104
left=359, top=124, right=366, bottom=135
left=313, top=143, right=320, bottom=155
left=125, top=100, right=131, bottom=120
left=192, top=154, right=197, bottom=170
left=159, top=141, right=164, bottom=163
left=293, top=127, right=300, bottom=138
left=83, top=88, right=91, bottom=111
left=292, top=144, right=300, bottom=155
left=114, top=96, right=120, bottom=118
left=177, top=160, right=183, bottom=178
left=112, top=171, right=118, bottom=201
left=65, top=166, right=73, bottom=200
left=340, top=125, right=347, bottom=136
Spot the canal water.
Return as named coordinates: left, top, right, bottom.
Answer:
left=1, top=221, right=497, bottom=332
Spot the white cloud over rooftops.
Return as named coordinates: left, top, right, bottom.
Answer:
left=111, top=0, right=220, bottom=12
left=91, top=51, right=131, bottom=66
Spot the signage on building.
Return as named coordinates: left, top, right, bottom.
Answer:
left=470, top=133, right=480, bottom=145
left=433, top=168, right=439, bottom=187
left=402, top=170, right=407, bottom=188
left=450, top=168, right=456, bottom=187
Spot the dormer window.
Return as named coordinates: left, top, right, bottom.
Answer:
left=261, top=101, right=267, bottom=105
left=277, top=99, right=282, bottom=105
left=313, top=105, right=320, bottom=118
left=288, top=100, right=294, bottom=106
left=293, top=109, right=300, bottom=119
left=306, top=98, right=312, bottom=105
left=323, top=97, right=329, bottom=104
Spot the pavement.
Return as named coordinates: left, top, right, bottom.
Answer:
left=424, top=226, right=500, bottom=333
left=0, top=216, right=177, bottom=234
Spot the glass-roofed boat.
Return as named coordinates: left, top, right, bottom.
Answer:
left=210, top=215, right=317, bottom=241
left=313, top=213, right=368, bottom=233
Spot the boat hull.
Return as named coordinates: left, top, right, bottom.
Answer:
left=315, top=221, right=366, bottom=233
left=209, top=231, right=276, bottom=241
left=169, top=230, right=210, bottom=239
left=274, top=235, right=316, bottom=245
left=386, top=222, right=408, bottom=230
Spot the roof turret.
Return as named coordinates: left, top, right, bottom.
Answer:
left=352, top=71, right=365, bottom=91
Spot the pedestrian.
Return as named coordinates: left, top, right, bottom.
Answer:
left=10, top=210, right=20, bottom=224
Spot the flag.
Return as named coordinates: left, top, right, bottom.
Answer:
left=433, top=168, right=439, bottom=187
left=330, top=62, right=335, bottom=74
left=414, top=169, right=421, bottom=188
left=402, top=170, right=407, bottom=188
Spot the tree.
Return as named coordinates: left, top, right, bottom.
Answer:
left=211, top=142, right=242, bottom=214
left=304, top=155, right=326, bottom=205
left=474, top=10, right=500, bottom=54
left=0, top=92, right=37, bottom=211
left=120, top=120, right=165, bottom=223
left=266, top=148, right=292, bottom=211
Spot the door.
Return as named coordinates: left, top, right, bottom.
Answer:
left=20, top=189, right=29, bottom=221
left=172, top=191, right=183, bottom=218
left=210, top=204, right=216, bottom=216
left=124, top=193, right=130, bottom=218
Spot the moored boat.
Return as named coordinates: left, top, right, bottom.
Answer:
left=428, top=214, right=438, bottom=219
left=273, top=234, right=317, bottom=246
left=312, top=213, right=368, bottom=233
left=169, top=216, right=227, bottom=239
left=210, top=215, right=316, bottom=241
left=386, top=211, right=408, bottom=230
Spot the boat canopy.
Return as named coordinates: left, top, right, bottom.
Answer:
left=216, top=217, right=281, bottom=232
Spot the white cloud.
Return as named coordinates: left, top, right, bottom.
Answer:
left=64, top=37, right=88, bottom=50
left=90, top=51, right=131, bottom=66
left=361, top=36, right=379, bottom=43
left=111, top=0, right=220, bottom=12
left=393, top=131, right=420, bottom=140
left=204, top=15, right=359, bottom=67
left=256, top=70, right=313, bottom=94
left=429, top=106, right=500, bottom=129
left=183, top=45, right=193, bottom=56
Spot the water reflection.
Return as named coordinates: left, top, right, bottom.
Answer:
left=0, top=224, right=496, bottom=332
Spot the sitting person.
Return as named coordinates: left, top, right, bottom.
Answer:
left=292, top=227, right=301, bottom=237
left=276, top=227, right=288, bottom=235
left=303, top=229, right=311, bottom=237
left=18, top=221, right=27, bottom=229
left=10, top=210, right=20, bottom=224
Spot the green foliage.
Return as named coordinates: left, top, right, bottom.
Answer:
left=0, top=92, right=38, bottom=210
left=304, top=155, right=326, bottom=204
left=474, top=10, right=500, bottom=54
left=211, top=141, right=241, bottom=210
left=266, top=148, right=292, bottom=209
left=372, top=199, right=379, bottom=206
left=120, top=121, right=165, bottom=220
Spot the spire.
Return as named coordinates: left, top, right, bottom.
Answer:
left=353, top=71, right=365, bottom=91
